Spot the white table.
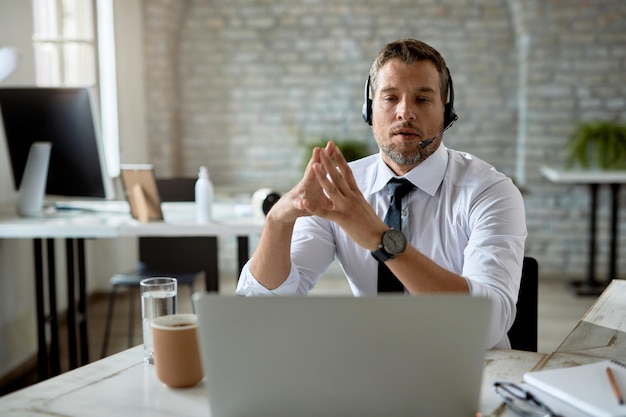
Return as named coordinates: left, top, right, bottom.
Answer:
left=541, top=166, right=626, bottom=295
left=2, top=280, right=624, bottom=416
left=555, top=279, right=626, bottom=362
left=0, top=201, right=264, bottom=381
left=0, top=345, right=545, bottom=417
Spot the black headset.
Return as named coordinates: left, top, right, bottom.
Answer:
left=361, top=66, right=458, bottom=129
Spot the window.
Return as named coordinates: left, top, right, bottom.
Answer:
left=31, top=0, right=120, bottom=177
left=32, top=0, right=96, bottom=86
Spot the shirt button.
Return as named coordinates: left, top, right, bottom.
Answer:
left=401, top=209, right=408, bottom=217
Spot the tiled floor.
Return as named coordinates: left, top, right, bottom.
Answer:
left=2, top=272, right=598, bottom=396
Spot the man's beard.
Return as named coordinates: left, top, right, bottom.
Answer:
left=379, top=142, right=423, bottom=165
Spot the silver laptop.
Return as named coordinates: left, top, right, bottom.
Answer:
left=193, top=294, right=491, bottom=417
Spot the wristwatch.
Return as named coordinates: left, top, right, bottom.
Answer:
left=371, top=229, right=407, bottom=262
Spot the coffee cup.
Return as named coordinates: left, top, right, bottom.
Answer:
left=151, top=313, right=203, bottom=388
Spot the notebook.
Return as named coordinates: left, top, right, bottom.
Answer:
left=523, top=359, right=626, bottom=417
left=193, top=294, right=492, bottom=417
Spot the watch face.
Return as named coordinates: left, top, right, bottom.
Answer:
left=382, top=229, right=407, bottom=256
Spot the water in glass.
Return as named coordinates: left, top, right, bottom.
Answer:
left=142, top=289, right=176, bottom=363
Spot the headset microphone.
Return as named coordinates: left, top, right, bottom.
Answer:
left=418, top=114, right=457, bottom=148
left=418, top=132, right=443, bottom=149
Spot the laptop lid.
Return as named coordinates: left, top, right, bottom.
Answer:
left=193, top=294, right=491, bottom=417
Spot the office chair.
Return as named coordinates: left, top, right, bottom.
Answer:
left=507, top=256, right=539, bottom=352
left=100, top=177, right=212, bottom=358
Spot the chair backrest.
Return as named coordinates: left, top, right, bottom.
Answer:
left=507, top=256, right=539, bottom=352
left=154, top=177, right=196, bottom=202
left=138, top=178, right=214, bottom=276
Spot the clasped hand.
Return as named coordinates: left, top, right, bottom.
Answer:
left=268, top=141, right=384, bottom=251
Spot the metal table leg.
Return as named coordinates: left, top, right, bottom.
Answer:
left=573, top=183, right=621, bottom=296
left=65, top=238, right=89, bottom=370
left=608, top=183, right=621, bottom=281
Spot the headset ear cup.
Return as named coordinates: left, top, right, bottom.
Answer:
left=444, top=103, right=457, bottom=129
left=443, top=68, right=458, bottom=129
left=362, top=101, right=371, bottom=125
left=362, top=76, right=372, bottom=125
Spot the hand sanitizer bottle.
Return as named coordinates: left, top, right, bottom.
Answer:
left=195, top=166, right=213, bottom=223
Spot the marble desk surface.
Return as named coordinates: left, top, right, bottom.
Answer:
left=0, top=346, right=208, bottom=417
left=0, top=344, right=545, bottom=417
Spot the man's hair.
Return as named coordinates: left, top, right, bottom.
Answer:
left=368, top=38, right=450, bottom=105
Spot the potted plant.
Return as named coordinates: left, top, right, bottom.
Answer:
left=566, top=121, right=626, bottom=170
left=301, top=137, right=374, bottom=170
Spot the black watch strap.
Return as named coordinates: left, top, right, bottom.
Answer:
left=372, top=245, right=393, bottom=263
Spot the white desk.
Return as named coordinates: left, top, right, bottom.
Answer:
left=541, top=166, right=626, bottom=295
left=0, top=345, right=544, bottom=417
left=0, top=201, right=264, bottom=238
left=0, top=201, right=263, bottom=381
left=1, top=280, right=624, bottom=416
left=0, top=346, right=209, bottom=417
left=555, top=278, right=626, bottom=362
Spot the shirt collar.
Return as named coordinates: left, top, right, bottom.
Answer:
left=370, top=144, right=448, bottom=197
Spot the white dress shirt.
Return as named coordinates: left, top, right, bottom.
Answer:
left=237, top=144, right=527, bottom=348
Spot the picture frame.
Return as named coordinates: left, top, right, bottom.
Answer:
left=119, top=164, right=164, bottom=223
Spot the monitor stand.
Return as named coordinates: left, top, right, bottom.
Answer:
left=17, top=142, right=51, bottom=217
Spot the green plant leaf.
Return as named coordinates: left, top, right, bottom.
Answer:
left=566, top=121, right=626, bottom=170
left=300, top=137, right=374, bottom=172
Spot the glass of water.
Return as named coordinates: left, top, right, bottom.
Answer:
left=140, top=277, right=177, bottom=364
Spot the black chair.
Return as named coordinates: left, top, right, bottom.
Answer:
left=507, top=256, right=539, bottom=352
left=100, top=177, right=212, bottom=358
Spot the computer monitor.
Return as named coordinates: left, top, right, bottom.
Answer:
left=0, top=87, right=115, bottom=213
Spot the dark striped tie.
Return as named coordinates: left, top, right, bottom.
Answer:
left=377, top=178, right=415, bottom=293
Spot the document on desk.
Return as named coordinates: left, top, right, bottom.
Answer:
left=523, top=359, right=626, bottom=417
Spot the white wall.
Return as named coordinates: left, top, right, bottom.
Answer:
left=0, top=0, right=40, bottom=378
left=85, top=0, right=147, bottom=295
left=0, top=0, right=147, bottom=379
left=113, top=0, right=148, bottom=166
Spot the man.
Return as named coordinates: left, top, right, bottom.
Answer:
left=236, top=38, right=527, bottom=349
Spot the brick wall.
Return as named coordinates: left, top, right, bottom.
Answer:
left=143, top=0, right=626, bottom=279
left=520, top=2, right=626, bottom=278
